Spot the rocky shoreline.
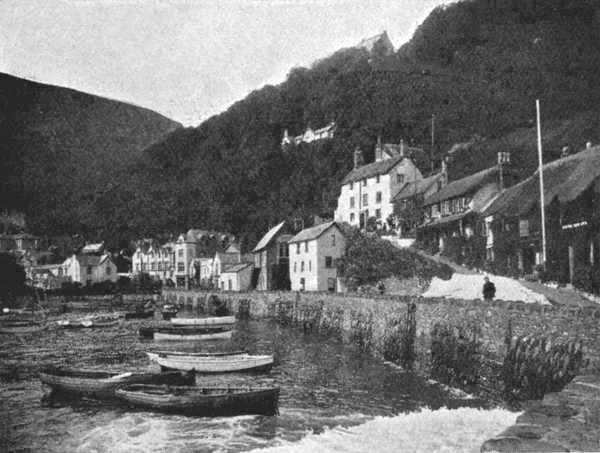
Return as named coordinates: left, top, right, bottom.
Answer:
left=481, top=375, right=600, bottom=452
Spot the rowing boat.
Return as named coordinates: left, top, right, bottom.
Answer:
left=0, top=320, right=46, bottom=334
left=124, top=310, right=155, bottom=320
left=146, top=351, right=274, bottom=373
left=115, top=384, right=279, bottom=416
left=39, top=366, right=195, bottom=399
left=170, top=315, right=236, bottom=327
left=139, top=326, right=234, bottom=341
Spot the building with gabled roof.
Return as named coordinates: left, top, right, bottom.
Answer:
left=62, top=253, right=118, bottom=286
left=288, top=221, right=346, bottom=292
left=334, top=139, right=424, bottom=230
left=253, top=221, right=292, bottom=290
left=356, top=31, right=394, bottom=55
left=218, top=262, right=254, bottom=292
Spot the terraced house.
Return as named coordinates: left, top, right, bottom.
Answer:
left=334, top=138, right=423, bottom=230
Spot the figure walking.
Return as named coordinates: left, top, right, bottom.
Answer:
left=483, top=276, right=496, bottom=302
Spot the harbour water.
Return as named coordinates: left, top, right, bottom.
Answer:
left=0, top=318, right=517, bottom=452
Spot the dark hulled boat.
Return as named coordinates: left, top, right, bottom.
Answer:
left=39, top=366, right=195, bottom=399
left=115, top=384, right=279, bottom=416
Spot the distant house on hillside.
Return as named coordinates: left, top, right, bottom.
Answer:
left=483, top=144, right=600, bottom=284
left=288, top=221, right=346, bottom=292
left=0, top=233, right=40, bottom=253
left=30, top=263, right=70, bottom=290
left=418, top=152, right=513, bottom=257
left=334, top=138, right=424, bottom=230
left=80, top=242, right=104, bottom=255
left=62, top=253, right=118, bottom=286
left=252, top=221, right=292, bottom=291
left=281, top=122, right=336, bottom=148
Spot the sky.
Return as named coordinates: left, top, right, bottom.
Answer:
left=0, top=0, right=447, bottom=126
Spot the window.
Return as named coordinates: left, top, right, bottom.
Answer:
left=151, top=263, right=156, bottom=271
left=331, top=233, right=336, bottom=246
left=177, top=263, right=185, bottom=272
left=375, top=208, right=381, bottom=219
left=325, top=256, right=333, bottom=268
left=350, top=197, right=355, bottom=208
left=362, top=193, right=368, bottom=206
left=296, top=243, right=300, bottom=254
left=301, top=261, right=304, bottom=272
left=158, top=263, right=163, bottom=271
left=362, top=179, right=367, bottom=187
left=106, top=266, right=111, bottom=275
left=178, top=249, right=183, bottom=257
left=279, top=243, right=288, bottom=258
left=228, top=279, right=232, bottom=291
left=376, top=191, right=382, bottom=203
left=397, top=174, right=404, bottom=184
left=87, top=266, right=92, bottom=275
left=309, top=260, right=311, bottom=271
left=294, top=262, right=297, bottom=273
left=327, top=278, right=336, bottom=292
left=350, top=182, right=354, bottom=190
left=350, top=213, right=355, bottom=223
left=300, top=278, right=305, bottom=291
left=304, top=241, right=308, bottom=252
left=376, top=175, right=380, bottom=184
left=519, top=219, right=529, bottom=237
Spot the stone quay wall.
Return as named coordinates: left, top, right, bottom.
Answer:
left=162, top=289, right=600, bottom=374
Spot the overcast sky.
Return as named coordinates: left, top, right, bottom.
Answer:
left=0, top=0, right=447, bottom=126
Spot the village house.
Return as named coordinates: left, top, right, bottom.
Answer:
left=418, top=152, right=513, bottom=259
left=30, top=263, right=70, bottom=290
left=62, top=253, right=118, bottom=286
left=334, top=138, right=424, bottom=230
left=392, top=162, right=447, bottom=237
left=131, top=240, right=176, bottom=283
left=0, top=233, right=40, bottom=253
left=483, top=144, right=600, bottom=287
left=252, top=221, right=292, bottom=291
left=356, top=31, right=394, bottom=55
left=281, top=121, right=336, bottom=148
left=218, top=262, right=254, bottom=292
left=288, top=221, right=346, bottom=292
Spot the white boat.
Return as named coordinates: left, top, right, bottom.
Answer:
left=170, top=316, right=236, bottom=327
left=146, top=351, right=274, bottom=373
left=153, top=329, right=233, bottom=341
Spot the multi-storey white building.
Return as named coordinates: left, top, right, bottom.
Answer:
left=281, top=122, right=335, bottom=148
left=131, top=240, right=175, bottom=283
left=334, top=139, right=423, bottom=229
left=288, top=221, right=346, bottom=292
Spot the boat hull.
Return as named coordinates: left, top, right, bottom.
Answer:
left=115, top=384, right=279, bottom=416
left=153, top=330, right=233, bottom=341
left=39, top=367, right=195, bottom=399
left=170, top=316, right=236, bottom=327
left=147, top=352, right=274, bottom=373
left=0, top=321, right=45, bottom=334
left=124, top=310, right=155, bottom=320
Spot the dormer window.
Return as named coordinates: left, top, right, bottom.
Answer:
left=376, top=175, right=380, bottom=183
left=350, top=182, right=354, bottom=190
left=362, top=179, right=367, bottom=187
left=397, top=174, right=405, bottom=184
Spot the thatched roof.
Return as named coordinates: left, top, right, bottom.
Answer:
left=484, top=146, right=600, bottom=217
left=392, top=172, right=444, bottom=202
left=423, top=167, right=498, bottom=206
left=341, top=155, right=405, bottom=185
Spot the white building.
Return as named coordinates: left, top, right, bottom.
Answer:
left=131, top=240, right=175, bottom=283
left=288, top=221, right=347, bottom=292
left=334, top=139, right=423, bottom=229
left=281, top=122, right=335, bottom=148
left=62, top=253, right=118, bottom=286
left=218, top=262, right=254, bottom=291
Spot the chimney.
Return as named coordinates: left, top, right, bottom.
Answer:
left=441, top=157, right=448, bottom=185
left=561, top=146, right=570, bottom=158
left=353, top=147, right=364, bottom=169
left=586, top=141, right=593, bottom=149
left=497, top=151, right=511, bottom=190
left=400, top=139, right=405, bottom=157
left=375, top=136, right=383, bottom=162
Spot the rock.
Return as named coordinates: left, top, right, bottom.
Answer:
left=481, top=436, right=569, bottom=452
left=499, top=423, right=547, bottom=439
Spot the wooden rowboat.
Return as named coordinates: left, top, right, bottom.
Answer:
left=39, top=366, right=195, bottom=399
left=115, top=384, right=280, bottom=416
left=56, top=318, right=119, bottom=329
left=124, top=310, right=155, bottom=320
left=139, top=326, right=233, bottom=341
left=170, top=316, right=236, bottom=327
left=146, top=351, right=274, bottom=373
left=0, top=320, right=46, bottom=334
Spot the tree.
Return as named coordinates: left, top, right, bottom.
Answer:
left=0, top=253, right=26, bottom=305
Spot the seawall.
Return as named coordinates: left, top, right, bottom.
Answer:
left=162, top=289, right=600, bottom=374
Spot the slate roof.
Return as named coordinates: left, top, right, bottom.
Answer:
left=76, top=254, right=111, bottom=267
left=342, top=154, right=404, bottom=185
left=484, top=146, right=600, bottom=217
left=81, top=243, right=104, bottom=254
left=392, top=172, right=444, bottom=202
left=423, top=167, right=499, bottom=206
left=253, top=221, right=286, bottom=253
left=222, top=262, right=253, bottom=273
left=289, top=221, right=343, bottom=244
left=215, top=252, right=240, bottom=264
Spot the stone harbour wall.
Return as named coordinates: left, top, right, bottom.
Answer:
left=162, top=289, right=600, bottom=374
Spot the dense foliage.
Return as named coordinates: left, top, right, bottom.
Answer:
left=336, top=229, right=453, bottom=288
left=4, top=0, right=600, bottom=249
left=0, top=253, right=26, bottom=304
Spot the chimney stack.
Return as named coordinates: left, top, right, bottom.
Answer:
left=561, top=146, right=570, bottom=158
left=497, top=152, right=511, bottom=190
left=375, top=136, right=383, bottom=162
left=400, top=139, right=405, bottom=157
left=586, top=141, right=593, bottom=149
left=353, top=146, right=364, bottom=169
left=441, top=157, right=448, bottom=185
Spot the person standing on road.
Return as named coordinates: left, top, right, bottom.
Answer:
left=483, top=276, right=496, bottom=302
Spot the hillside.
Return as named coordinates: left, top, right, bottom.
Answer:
left=5, top=0, right=600, bottom=250
left=119, top=0, right=600, bottom=250
left=0, top=73, right=181, bottom=240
